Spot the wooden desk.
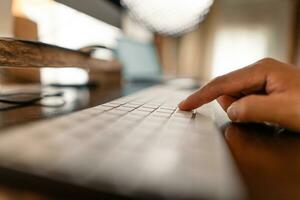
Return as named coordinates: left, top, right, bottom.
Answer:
left=224, top=123, right=300, bottom=200
left=0, top=83, right=299, bottom=200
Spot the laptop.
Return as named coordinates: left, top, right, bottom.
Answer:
left=115, top=36, right=162, bottom=83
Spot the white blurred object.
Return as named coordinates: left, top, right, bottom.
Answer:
left=0, top=0, right=13, bottom=37
left=122, top=0, right=214, bottom=36
left=41, top=68, right=89, bottom=86
left=165, top=78, right=200, bottom=90
left=212, top=27, right=269, bottom=77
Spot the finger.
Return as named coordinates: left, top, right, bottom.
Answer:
left=179, top=60, right=271, bottom=110
left=226, top=94, right=281, bottom=124
left=217, top=95, right=237, bottom=111
left=227, top=94, right=300, bottom=131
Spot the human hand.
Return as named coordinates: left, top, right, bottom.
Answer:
left=179, top=58, right=300, bottom=131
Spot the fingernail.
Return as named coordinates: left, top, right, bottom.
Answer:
left=178, top=99, right=187, bottom=109
left=227, top=103, right=238, bottom=122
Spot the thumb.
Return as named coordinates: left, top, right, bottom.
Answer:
left=227, top=95, right=280, bottom=123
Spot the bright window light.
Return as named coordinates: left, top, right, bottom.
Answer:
left=41, top=68, right=89, bottom=85
left=211, top=26, right=269, bottom=77
left=20, top=0, right=121, bottom=49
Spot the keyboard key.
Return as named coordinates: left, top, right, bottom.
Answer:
left=156, top=108, right=174, bottom=114
left=116, top=106, right=135, bottom=112
left=123, top=114, right=144, bottom=122
left=173, top=110, right=193, bottom=118
left=142, top=104, right=160, bottom=109
left=124, top=103, right=140, bottom=108
left=95, top=113, right=118, bottom=122
left=131, top=110, right=150, bottom=116
left=136, top=107, right=154, bottom=112
left=107, top=109, right=128, bottom=116
left=151, top=112, right=171, bottom=118
left=94, top=105, right=113, bottom=111
left=102, top=103, right=120, bottom=107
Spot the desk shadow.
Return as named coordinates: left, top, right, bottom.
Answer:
left=223, top=123, right=300, bottom=200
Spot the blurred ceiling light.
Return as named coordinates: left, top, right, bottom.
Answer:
left=122, top=0, right=214, bottom=36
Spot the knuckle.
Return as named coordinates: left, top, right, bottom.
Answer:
left=201, top=76, right=226, bottom=95
left=211, top=75, right=225, bottom=84
left=258, top=57, right=276, bottom=64
left=209, top=75, right=227, bottom=94
left=210, top=75, right=228, bottom=88
left=252, top=57, right=277, bottom=72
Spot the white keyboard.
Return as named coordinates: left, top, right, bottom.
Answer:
left=0, top=86, right=244, bottom=199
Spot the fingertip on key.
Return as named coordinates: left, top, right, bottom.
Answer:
left=178, top=99, right=189, bottom=111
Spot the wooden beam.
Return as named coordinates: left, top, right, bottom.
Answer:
left=0, top=38, right=120, bottom=72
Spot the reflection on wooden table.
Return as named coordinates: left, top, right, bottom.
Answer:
left=224, top=123, right=300, bottom=200
left=0, top=185, right=47, bottom=200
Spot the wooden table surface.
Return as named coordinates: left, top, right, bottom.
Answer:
left=0, top=83, right=299, bottom=200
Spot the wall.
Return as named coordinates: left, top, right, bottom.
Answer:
left=159, top=0, right=297, bottom=80
left=0, top=0, right=13, bottom=37
left=205, top=0, right=296, bottom=77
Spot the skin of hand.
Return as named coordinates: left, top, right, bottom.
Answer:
left=179, top=58, right=300, bottom=131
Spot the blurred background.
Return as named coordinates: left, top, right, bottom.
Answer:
left=0, top=0, right=299, bottom=85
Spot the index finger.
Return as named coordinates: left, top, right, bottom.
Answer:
left=179, top=62, right=269, bottom=110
